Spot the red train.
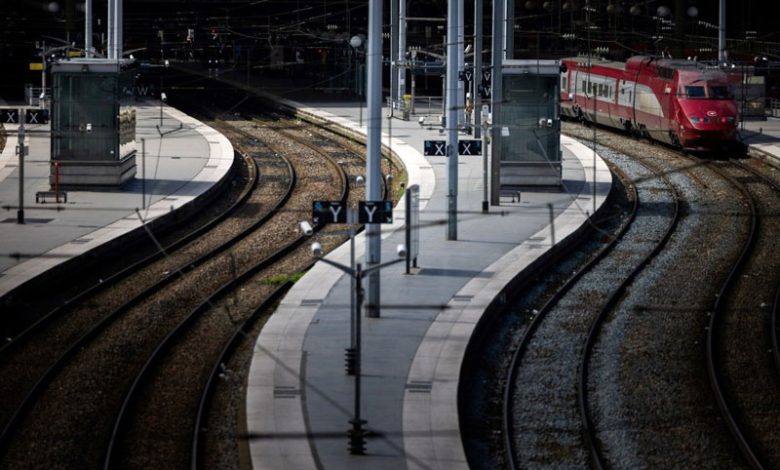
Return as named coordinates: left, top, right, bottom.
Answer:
left=560, top=56, right=739, bottom=152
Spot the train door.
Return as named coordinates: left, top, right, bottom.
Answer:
left=659, top=77, right=675, bottom=144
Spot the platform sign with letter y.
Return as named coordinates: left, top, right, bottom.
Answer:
left=312, top=200, right=347, bottom=225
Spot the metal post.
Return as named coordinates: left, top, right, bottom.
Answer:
left=490, top=0, right=505, bottom=205
left=457, top=0, right=465, bottom=127
left=17, top=115, right=25, bottom=224
left=54, top=161, right=60, bottom=204
left=398, top=0, right=407, bottom=107
left=474, top=0, right=483, bottom=139
left=411, top=51, right=417, bottom=114
left=718, top=0, right=726, bottom=64
left=390, top=0, right=398, bottom=116
left=350, top=226, right=356, bottom=347
left=141, top=138, right=146, bottom=209
left=107, top=0, right=114, bottom=59
left=447, top=0, right=460, bottom=240
left=85, top=0, right=92, bottom=58
left=41, top=43, right=47, bottom=108
left=345, top=207, right=357, bottom=375
left=481, top=105, right=489, bottom=213
left=505, top=0, right=515, bottom=60
left=116, top=0, right=123, bottom=59
left=314, top=251, right=405, bottom=453
left=160, top=76, right=164, bottom=126
left=348, top=263, right=366, bottom=454
left=548, top=202, right=555, bottom=245
left=365, top=0, right=382, bottom=317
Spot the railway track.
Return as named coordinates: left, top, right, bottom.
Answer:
left=0, top=95, right=384, bottom=467
left=703, top=158, right=780, bottom=469
left=463, top=123, right=780, bottom=468
left=504, top=148, right=681, bottom=468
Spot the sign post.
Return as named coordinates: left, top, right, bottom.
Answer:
left=17, top=112, right=25, bottom=224
left=309, top=200, right=402, bottom=456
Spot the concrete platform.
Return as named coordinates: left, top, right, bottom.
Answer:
left=239, top=87, right=613, bottom=469
left=0, top=101, right=233, bottom=297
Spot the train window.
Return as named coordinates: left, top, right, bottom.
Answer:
left=658, top=67, right=675, bottom=80
left=684, top=86, right=705, bottom=98
left=709, top=86, right=732, bottom=99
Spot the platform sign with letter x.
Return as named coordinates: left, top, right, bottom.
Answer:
left=0, top=108, right=49, bottom=124
left=424, top=140, right=447, bottom=156
left=25, top=109, right=49, bottom=124
left=312, top=200, right=347, bottom=225
left=458, top=139, right=482, bottom=156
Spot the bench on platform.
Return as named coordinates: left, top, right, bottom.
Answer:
left=35, top=191, right=68, bottom=203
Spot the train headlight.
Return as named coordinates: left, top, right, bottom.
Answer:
left=724, top=116, right=736, bottom=123
left=689, top=116, right=701, bottom=123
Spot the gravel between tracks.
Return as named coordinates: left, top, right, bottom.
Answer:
left=465, top=123, right=769, bottom=468
left=0, top=111, right=348, bottom=468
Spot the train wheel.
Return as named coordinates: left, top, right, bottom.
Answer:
left=669, top=132, right=682, bottom=149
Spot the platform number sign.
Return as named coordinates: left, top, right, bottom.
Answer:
left=479, top=68, right=492, bottom=99
left=0, top=108, right=49, bottom=124
left=424, top=140, right=447, bottom=156
left=1, top=109, right=19, bottom=124
left=25, top=109, right=49, bottom=124
left=312, top=200, right=347, bottom=225
left=358, top=201, right=393, bottom=224
left=458, top=140, right=482, bottom=156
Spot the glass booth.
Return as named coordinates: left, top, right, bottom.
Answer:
left=50, top=59, right=137, bottom=187
left=493, top=60, right=561, bottom=189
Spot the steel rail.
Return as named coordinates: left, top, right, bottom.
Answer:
left=0, top=150, right=294, bottom=457
left=578, top=156, right=681, bottom=468
left=503, top=162, right=637, bottom=470
left=0, top=151, right=248, bottom=359
left=703, top=159, right=764, bottom=470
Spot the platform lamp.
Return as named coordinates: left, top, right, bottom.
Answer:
left=310, top=241, right=407, bottom=455
left=160, top=59, right=169, bottom=125
left=350, top=35, right=365, bottom=126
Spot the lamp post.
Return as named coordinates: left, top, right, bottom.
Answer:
left=480, top=105, right=490, bottom=213
left=310, top=241, right=407, bottom=455
left=159, top=59, right=169, bottom=126
left=350, top=35, right=365, bottom=126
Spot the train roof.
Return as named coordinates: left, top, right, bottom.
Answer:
left=561, top=56, right=626, bottom=71
left=562, top=55, right=719, bottom=73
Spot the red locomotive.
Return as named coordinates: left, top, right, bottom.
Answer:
left=560, top=56, right=739, bottom=152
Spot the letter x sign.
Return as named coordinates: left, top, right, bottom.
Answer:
left=458, top=140, right=482, bottom=156
left=424, top=140, right=447, bottom=156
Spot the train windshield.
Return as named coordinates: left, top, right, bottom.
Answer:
left=681, top=84, right=732, bottom=99
left=683, top=86, right=706, bottom=98
left=709, top=86, right=732, bottom=99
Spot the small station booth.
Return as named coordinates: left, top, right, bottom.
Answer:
left=492, top=59, right=562, bottom=200
left=50, top=58, right=137, bottom=187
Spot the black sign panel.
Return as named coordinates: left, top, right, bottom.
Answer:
left=0, top=109, right=49, bottom=124
left=458, top=139, right=482, bottom=156
left=424, top=140, right=447, bottom=156
left=459, top=67, right=474, bottom=82
left=312, top=200, right=347, bottom=225
left=358, top=201, right=393, bottom=224
left=482, top=68, right=492, bottom=82
left=1, top=109, right=19, bottom=124
left=25, top=109, right=49, bottom=124
left=478, top=83, right=491, bottom=99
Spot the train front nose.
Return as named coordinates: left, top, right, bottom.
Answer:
left=678, top=101, right=738, bottom=150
